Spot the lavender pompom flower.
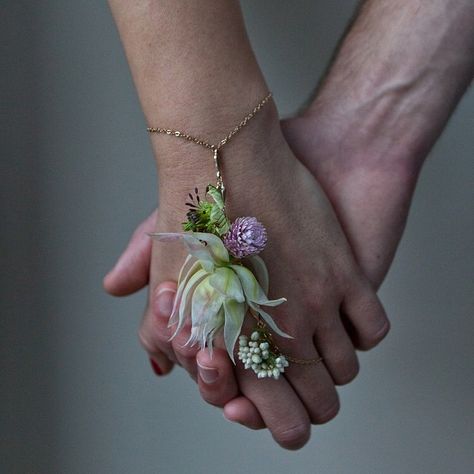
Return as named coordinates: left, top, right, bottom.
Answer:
left=223, top=217, right=267, bottom=259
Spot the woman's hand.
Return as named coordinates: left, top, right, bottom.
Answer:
left=105, top=110, right=389, bottom=449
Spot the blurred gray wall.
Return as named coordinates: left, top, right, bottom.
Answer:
left=2, top=1, right=473, bottom=473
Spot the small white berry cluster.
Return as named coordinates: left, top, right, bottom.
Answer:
left=237, top=331, right=289, bottom=380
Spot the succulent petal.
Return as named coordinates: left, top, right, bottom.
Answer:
left=171, top=268, right=208, bottom=338
left=205, top=307, right=225, bottom=354
left=185, top=232, right=229, bottom=265
left=248, top=302, right=292, bottom=339
left=229, top=264, right=286, bottom=307
left=149, top=232, right=229, bottom=271
left=223, top=299, right=247, bottom=362
left=209, top=267, right=245, bottom=303
left=188, top=278, right=225, bottom=348
left=246, top=255, right=269, bottom=294
left=170, top=257, right=200, bottom=325
left=206, top=185, right=225, bottom=210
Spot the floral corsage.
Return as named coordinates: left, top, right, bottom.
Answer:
left=149, top=185, right=291, bottom=379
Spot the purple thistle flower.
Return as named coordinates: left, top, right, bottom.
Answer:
left=223, top=217, right=267, bottom=258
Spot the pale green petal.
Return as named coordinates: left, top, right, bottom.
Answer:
left=223, top=299, right=247, bottom=363
left=188, top=279, right=225, bottom=348
left=230, top=264, right=286, bottom=307
left=246, top=255, right=269, bottom=294
left=170, top=258, right=200, bottom=325
left=188, top=232, right=229, bottom=264
left=208, top=267, right=245, bottom=303
left=149, top=232, right=229, bottom=271
left=148, top=232, right=214, bottom=271
left=249, top=302, right=293, bottom=339
left=205, top=307, right=225, bottom=355
left=177, top=254, right=193, bottom=285
left=210, top=205, right=230, bottom=235
left=256, top=296, right=287, bottom=307
left=207, top=185, right=225, bottom=209
left=171, top=269, right=208, bottom=338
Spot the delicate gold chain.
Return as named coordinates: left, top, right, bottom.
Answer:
left=146, top=92, right=273, bottom=194
left=147, top=92, right=272, bottom=150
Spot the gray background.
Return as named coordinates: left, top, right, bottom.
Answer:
left=2, top=1, right=473, bottom=473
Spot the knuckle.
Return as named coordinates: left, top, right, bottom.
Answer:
left=300, top=276, right=341, bottom=315
left=173, top=341, right=198, bottom=360
left=314, top=314, right=339, bottom=335
left=132, top=219, right=149, bottom=239
left=172, top=332, right=198, bottom=360
left=311, top=398, right=340, bottom=425
left=138, top=328, right=156, bottom=353
left=273, top=422, right=311, bottom=451
left=302, top=292, right=325, bottom=315
left=138, top=325, right=169, bottom=353
left=138, top=328, right=178, bottom=364
left=200, top=389, right=226, bottom=408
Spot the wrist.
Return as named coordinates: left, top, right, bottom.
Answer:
left=303, top=87, right=426, bottom=176
left=153, top=94, right=287, bottom=209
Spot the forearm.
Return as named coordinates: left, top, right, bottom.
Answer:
left=108, top=1, right=278, bottom=158
left=306, top=0, right=474, bottom=171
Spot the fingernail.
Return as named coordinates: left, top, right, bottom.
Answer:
left=156, top=288, right=176, bottom=316
left=374, top=320, right=390, bottom=339
left=149, top=358, right=163, bottom=376
left=197, top=362, right=219, bottom=384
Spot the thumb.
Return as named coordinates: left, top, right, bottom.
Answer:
left=103, top=209, right=157, bottom=296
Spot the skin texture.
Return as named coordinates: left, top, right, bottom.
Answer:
left=106, top=0, right=474, bottom=449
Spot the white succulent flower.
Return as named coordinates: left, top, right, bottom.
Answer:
left=237, top=332, right=289, bottom=379
left=149, top=232, right=290, bottom=362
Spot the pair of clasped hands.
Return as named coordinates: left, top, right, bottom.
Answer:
left=103, top=106, right=411, bottom=450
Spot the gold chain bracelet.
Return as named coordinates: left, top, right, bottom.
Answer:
left=147, top=92, right=272, bottom=195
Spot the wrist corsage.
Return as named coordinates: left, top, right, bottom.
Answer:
left=150, top=184, right=290, bottom=379
left=147, top=93, right=320, bottom=379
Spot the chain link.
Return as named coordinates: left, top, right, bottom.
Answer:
left=146, top=92, right=272, bottom=151
left=146, top=92, right=272, bottom=193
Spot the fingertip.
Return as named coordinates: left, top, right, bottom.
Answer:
left=149, top=355, right=174, bottom=377
left=102, top=264, right=147, bottom=297
left=103, top=210, right=158, bottom=297
left=223, top=397, right=266, bottom=430
left=102, top=269, right=124, bottom=296
left=357, top=317, right=391, bottom=351
left=343, top=280, right=390, bottom=350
